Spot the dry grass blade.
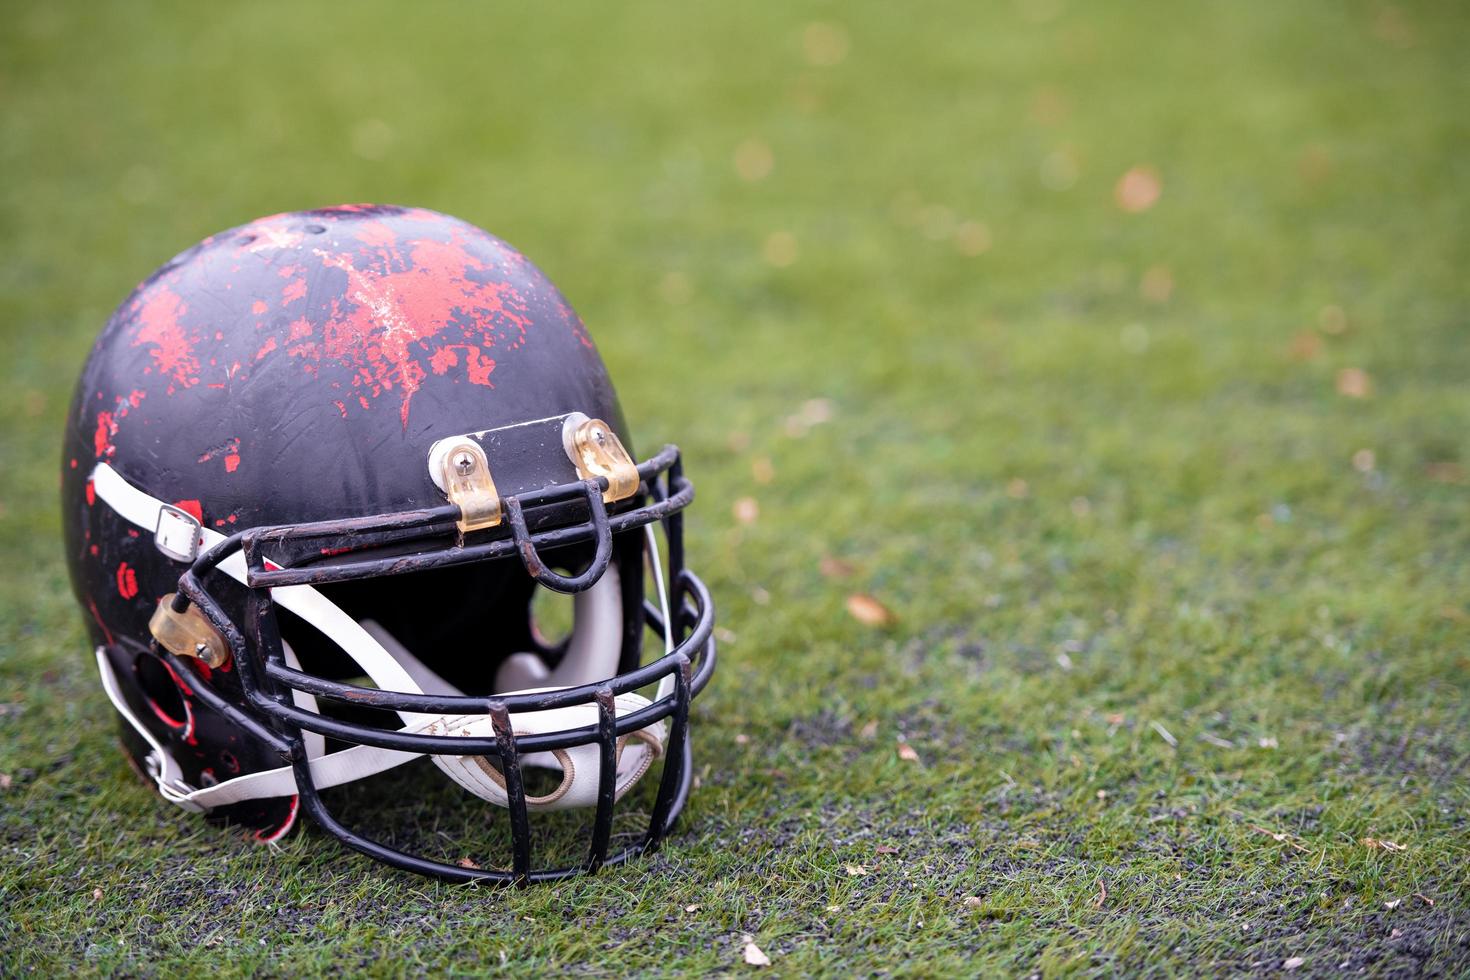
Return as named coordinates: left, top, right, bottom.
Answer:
left=1249, top=825, right=1311, bottom=854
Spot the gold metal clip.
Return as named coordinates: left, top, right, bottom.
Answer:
left=149, top=594, right=229, bottom=668
left=441, top=440, right=502, bottom=533
left=570, top=417, right=639, bottom=503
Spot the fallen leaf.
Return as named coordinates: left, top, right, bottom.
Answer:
left=954, top=220, right=992, bottom=256
left=824, top=904, right=842, bottom=913
left=1284, top=956, right=1305, bottom=970
left=844, top=864, right=867, bottom=877
left=742, top=938, right=771, bottom=967
left=1425, top=461, right=1464, bottom=484
left=1115, top=166, right=1162, bottom=213
left=457, top=857, right=481, bottom=870
left=1384, top=898, right=1402, bottom=909
left=0, top=773, right=11, bottom=790
left=733, top=140, right=774, bottom=182
left=763, top=231, right=798, bottom=268
left=1390, top=928, right=1403, bottom=940
left=1140, top=265, right=1173, bottom=303
left=1415, top=893, right=1435, bottom=906
left=685, top=904, right=702, bottom=913
left=1361, top=837, right=1407, bottom=852
left=799, top=398, right=833, bottom=425
left=734, top=733, right=750, bottom=746
left=820, top=555, right=856, bottom=578
left=1289, top=331, right=1322, bottom=361
left=802, top=21, right=849, bottom=67
left=1092, top=878, right=1108, bottom=908
left=1336, top=367, right=1372, bottom=398
left=858, top=719, right=879, bottom=740
left=896, top=740, right=921, bottom=763
left=962, top=896, right=984, bottom=907
left=733, top=497, right=760, bottom=525
left=91, top=887, right=103, bottom=902
left=847, top=593, right=896, bottom=627
left=1030, top=86, right=1069, bottom=125
left=875, top=845, right=900, bottom=857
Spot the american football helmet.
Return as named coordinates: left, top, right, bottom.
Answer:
left=61, top=205, right=716, bottom=883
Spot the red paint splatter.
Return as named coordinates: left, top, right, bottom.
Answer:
left=428, top=344, right=495, bottom=385
left=86, top=597, right=115, bottom=645
left=255, top=335, right=278, bottom=360
left=94, top=412, right=117, bottom=458
left=173, top=499, right=204, bottom=522
left=282, top=278, right=307, bottom=304
left=116, top=562, right=139, bottom=599
left=131, top=284, right=199, bottom=390
left=311, top=236, right=529, bottom=426
left=224, top=453, right=240, bottom=473
left=85, top=479, right=96, bottom=506
left=70, top=458, right=78, bottom=469
left=354, top=220, right=398, bottom=248
left=252, top=300, right=269, bottom=315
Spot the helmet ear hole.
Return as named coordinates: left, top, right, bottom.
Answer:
left=132, top=650, right=188, bottom=730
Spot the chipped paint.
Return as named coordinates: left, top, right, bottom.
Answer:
left=131, top=284, right=199, bottom=391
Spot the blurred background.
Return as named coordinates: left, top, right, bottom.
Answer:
left=2, top=1, right=1467, bottom=971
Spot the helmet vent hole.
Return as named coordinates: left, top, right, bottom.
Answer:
left=133, top=651, right=188, bottom=729
left=529, top=583, right=575, bottom=653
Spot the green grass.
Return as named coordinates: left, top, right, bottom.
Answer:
left=3, top=0, right=1469, bottom=974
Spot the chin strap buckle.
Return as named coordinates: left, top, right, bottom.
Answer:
left=441, top=440, right=502, bottom=533
left=155, top=504, right=204, bottom=563
left=150, top=594, right=230, bottom=668
left=567, top=416, right=639, bottom=503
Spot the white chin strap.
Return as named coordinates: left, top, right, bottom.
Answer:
left=89, top=462, right=673, bottom=817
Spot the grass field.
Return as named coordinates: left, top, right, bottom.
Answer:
left=3, top=0, right=1468, bottom=975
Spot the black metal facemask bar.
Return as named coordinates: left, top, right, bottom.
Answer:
left=238, top=444, right=690, bottom=592
left=161, top=446, right=716, bottom=884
